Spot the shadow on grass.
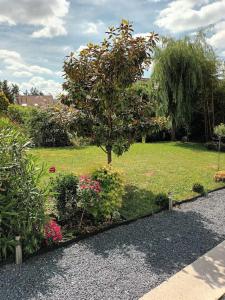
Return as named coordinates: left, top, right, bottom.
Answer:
left=31, top=145, right=89, bottom=152
left=173, top=142, right=210, bottom=153
left=120, top=185, right=158, bottom=220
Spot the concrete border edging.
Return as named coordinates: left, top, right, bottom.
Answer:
left=140, top=240, right=225, bottom=300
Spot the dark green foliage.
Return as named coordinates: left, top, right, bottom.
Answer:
left=28, top=108, right=71, bottom=147
left=0, top=80, right=19, bottom=104
left=0, top=124, right=47, bottom=260
left=0, top=91, right=9, bottom=112
left=205, top=141, right=225, bottom=151
left=154, top=193, right=169, bottom=209
left=50, top=174, right=79, bottom=222
left=91, top=166, right=124, bottom=219
left=27, top=87, right=44, bottom=96
left=192, top=183, right=205, bottom=195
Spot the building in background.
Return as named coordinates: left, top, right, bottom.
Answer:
left=16, top=95, right=54, bottom=107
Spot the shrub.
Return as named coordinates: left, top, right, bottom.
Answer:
left=205, top=141, right=225, bottom=152
left=0, top=91, right=9, bottom=112
left=154, top=193, right=169, bottom=209
left=7, top=104, right=33, bottom=125
left=77, top=176, right=102, bottom=221
left=214, top=123, right=225, bottom=138
left=28, top=107, right=72, bottom=147
left=50, top=173, right=79, bottom=222
left=91, top=166, right=124, bottom=220
left=214, top=171, right=225, bottom=182
left=192, top=183, right=205, bottom=195
left=0, top=124, right=47, bottom=260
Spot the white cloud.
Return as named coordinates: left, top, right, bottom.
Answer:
left=0, top=49, right=53, bottom=76
left=207, top=21, right=225, bottom=50
left=77, top=0, right=107, bottom=5
left=155, top=0, right=225, bottom=33
left=20, top=76, right=62, bottom=97
left=155, top=0, right=225, bottom=53
left=13, top=71, right=33, bottom=78
left=56, top=71, right=63, bottom=77
left=82, top=21, right=104, bottom=35
left=0, top=0, right=69, bottom=38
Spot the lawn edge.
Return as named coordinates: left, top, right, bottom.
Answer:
left=2, top=185, right=225, bottom=266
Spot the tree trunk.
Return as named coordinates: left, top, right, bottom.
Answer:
left=171, top=118, right=176, bottom=141
left=142, top=134, right=146, bottom=143
left=106, top=145, right=112, bottom=164
left=218, top=137, right=221, bottom=171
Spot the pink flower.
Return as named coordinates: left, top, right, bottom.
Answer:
left=78, top=176, right=101, bottom=193
left=45, top=220, right=62, bottom=244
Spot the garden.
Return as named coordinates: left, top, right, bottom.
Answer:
left=1, top=20, right=225, bottom=265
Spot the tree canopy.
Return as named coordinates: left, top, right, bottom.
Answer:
left=0, top=80, right=19, bottom=104
left=63, top=20, right=158, bottom=163
left=152, top=33, right=222, bottom=141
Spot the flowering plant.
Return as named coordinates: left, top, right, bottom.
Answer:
left=44, top=220, right=62, bottom=245
left=77, top=175, right=101, bottom=221
left=79, top=175, right=101, bottom=193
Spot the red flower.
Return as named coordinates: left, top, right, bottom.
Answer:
left=45, top=220, right=62, bottom=244
left=49, top=166, right=56, bottom=173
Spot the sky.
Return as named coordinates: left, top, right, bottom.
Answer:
left=0, top=0, right=225, bottom=97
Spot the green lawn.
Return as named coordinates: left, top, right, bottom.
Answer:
left=31, top=142, right=225, bottom=220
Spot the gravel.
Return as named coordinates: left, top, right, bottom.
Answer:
left=1, top=189, right=225, bottom=300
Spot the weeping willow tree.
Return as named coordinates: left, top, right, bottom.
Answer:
left=153, top=34, right=216, bottom=140
left=152, top=38, right=203, bottom=140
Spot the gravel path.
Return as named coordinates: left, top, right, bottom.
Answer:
left=1, top=189, right=225, bottom=300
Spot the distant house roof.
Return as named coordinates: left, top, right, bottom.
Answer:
left=140, top=78, right=149, bottom=82
left=16, top=95, right=54, bottom=107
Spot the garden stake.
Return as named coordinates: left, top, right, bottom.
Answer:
left=15, top=236, right=22, bottom=265
left=168, top=192, right=173, bottom=211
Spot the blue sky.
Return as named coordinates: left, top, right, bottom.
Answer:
left=0, top=0, right=225, bottom=96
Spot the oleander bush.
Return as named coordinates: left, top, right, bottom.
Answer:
left=0, top=123, right=47, bottom=260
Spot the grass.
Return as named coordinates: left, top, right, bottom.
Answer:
left=31, top=142, right=225, bottom=220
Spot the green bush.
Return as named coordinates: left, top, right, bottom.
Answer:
left=0, top=124, right=47, bottom=260
left=192, top=183, right=205, bottom=195
left=50, top=174, right=79, bottom=222
left=205, top=141, right=225, bottom=152
left=0, top=91, right=9, bottom=112
left=28, top=108, right=72, bottom=147
left=91, top=166, right=124, bottom=220
left=154, top=193, right=169, bottom=209
left=7, top=104, right=33, bottom=125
